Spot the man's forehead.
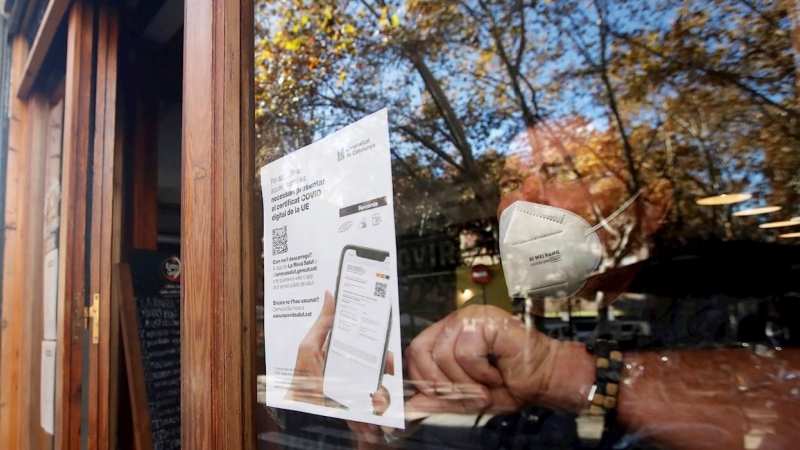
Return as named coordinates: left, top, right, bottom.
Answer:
left=503, top=121, right=629, bottom=180
left=505, top=131, right=572, bottom=170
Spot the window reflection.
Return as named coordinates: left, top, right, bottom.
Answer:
left=255, top=0, right=800, bottom=448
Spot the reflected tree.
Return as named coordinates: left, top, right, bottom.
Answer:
left=255, top=0, right=800, bottom=247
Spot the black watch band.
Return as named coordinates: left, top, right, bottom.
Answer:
left=577, top=339, right=624, bottom=446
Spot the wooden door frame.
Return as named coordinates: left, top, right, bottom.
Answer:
left=0, top=33, right=32, bottom=450
left=57, top=2, right=121, bottom=448
left=0, top=1, right=119, bottom=449
left=87, top=4, right=121, bottom=450
left=0, top=2, right=96, bottom=449
left=181, top=0, right=256, bottom=447
left=2, top=83, right=66, bottom=450
left=55, top=2, right=95, bottom=449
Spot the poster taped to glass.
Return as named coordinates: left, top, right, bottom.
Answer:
left=259, top=109, right=405, bottom=428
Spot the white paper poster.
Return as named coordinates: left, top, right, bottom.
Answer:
left=260, top=109, right=404, bottom=428
left=40, top=340, right=56, bottom=435
left=43, top=249, right=59, bottom=341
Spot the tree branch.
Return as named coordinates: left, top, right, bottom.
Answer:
left=475, top=0, right=541, bottom=127
left=397, top=124, right=466, bottom=172
left=593, top=0, right=641, bottom=192
left=403, top=47, right=478, bottom=174
left=610, top=28, right=800, bottom=120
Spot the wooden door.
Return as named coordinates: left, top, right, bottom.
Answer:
left=55, top=2, right=94, bottom=449
left=57, top=2, right=121, bottom=449
left=0, top=1, right=120, bottom=449
left=181, top=0, right=256, bottom=448
left=86, top=4, right=121, bottom=450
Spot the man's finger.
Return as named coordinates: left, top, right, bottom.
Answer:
left=406, top=319, right=451, bottom=396
left=379, top=388, right=490, bottom=441
left=454, top=324, right=503, bottom=387
left=347, top=421, right=378, bottom=445
left=432, top=318, right=483, bottom=388
left=405, top=386, right=490, bottom=417
left=303, top=290, right=336, bottom=349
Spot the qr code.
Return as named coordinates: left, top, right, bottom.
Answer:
left=374, top=282, right=387, bottom=298
left=272, top=226, right=288, bottom=256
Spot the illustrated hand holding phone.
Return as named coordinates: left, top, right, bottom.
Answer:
left=284, top=290, right=394, bottom=412
left=285, top=246, right=395, bottom=416
left=283, top=290, right=336, bottom=406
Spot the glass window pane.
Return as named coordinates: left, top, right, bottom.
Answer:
left=254, top=1, right=800, bottom=448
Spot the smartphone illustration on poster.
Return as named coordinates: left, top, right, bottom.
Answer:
left=323, top=245, right=393, bottom=412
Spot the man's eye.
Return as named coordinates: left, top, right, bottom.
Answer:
left=500, top=179, right=522, bottom=194
left=550, top=168, right=580, bottom=183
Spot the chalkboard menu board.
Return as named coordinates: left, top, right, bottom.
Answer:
left=126, top=251, right=182, bottom=450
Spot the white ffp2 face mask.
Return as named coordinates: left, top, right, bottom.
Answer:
left=498, top=191, right=641, bottom=300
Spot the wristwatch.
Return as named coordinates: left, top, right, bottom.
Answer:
left=577, top=339, right=623, bottom=445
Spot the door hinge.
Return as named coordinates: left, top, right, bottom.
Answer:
left=84, top=293, right=100, bottom=344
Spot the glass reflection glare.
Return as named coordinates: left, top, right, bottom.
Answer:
left=759, top=221, right=800, bottom=229
left=696, top=193, right=752, bottom=205
left=733, top=206, right=782, bottom=216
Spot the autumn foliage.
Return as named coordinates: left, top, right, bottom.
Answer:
left=255, top=0, right=800, bottom=248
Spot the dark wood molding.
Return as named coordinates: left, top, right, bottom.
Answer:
left=18, top=0, right=72, bottom=99
left=241, top=0, right=257, bottom=446
left=130, top=93, right=158, bottom=250
left=181, top=0, right=255, bottom=447
left=117, top=263, right=154, bottom=450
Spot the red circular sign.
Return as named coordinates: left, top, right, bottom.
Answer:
left=471, top=264, right=491, bottom=285
left=162, top=256, right=182, bottom=282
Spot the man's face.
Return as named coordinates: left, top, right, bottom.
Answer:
left=496, top=125, right=631, bottom=244
left=494, top=122, right=665, bottom=304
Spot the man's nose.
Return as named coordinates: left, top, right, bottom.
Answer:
left=519, top=176, right=549, bottom=205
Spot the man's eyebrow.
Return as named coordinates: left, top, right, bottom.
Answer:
left=499, top=168, right=524, bottom=179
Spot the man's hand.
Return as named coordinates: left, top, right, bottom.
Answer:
left=404, top=305, right=559, bottom=415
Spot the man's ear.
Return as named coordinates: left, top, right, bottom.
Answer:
left=641, top=178, right=673, bottom=237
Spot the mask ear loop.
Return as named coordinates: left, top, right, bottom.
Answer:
left=583, top=189, right=643, bottom=237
